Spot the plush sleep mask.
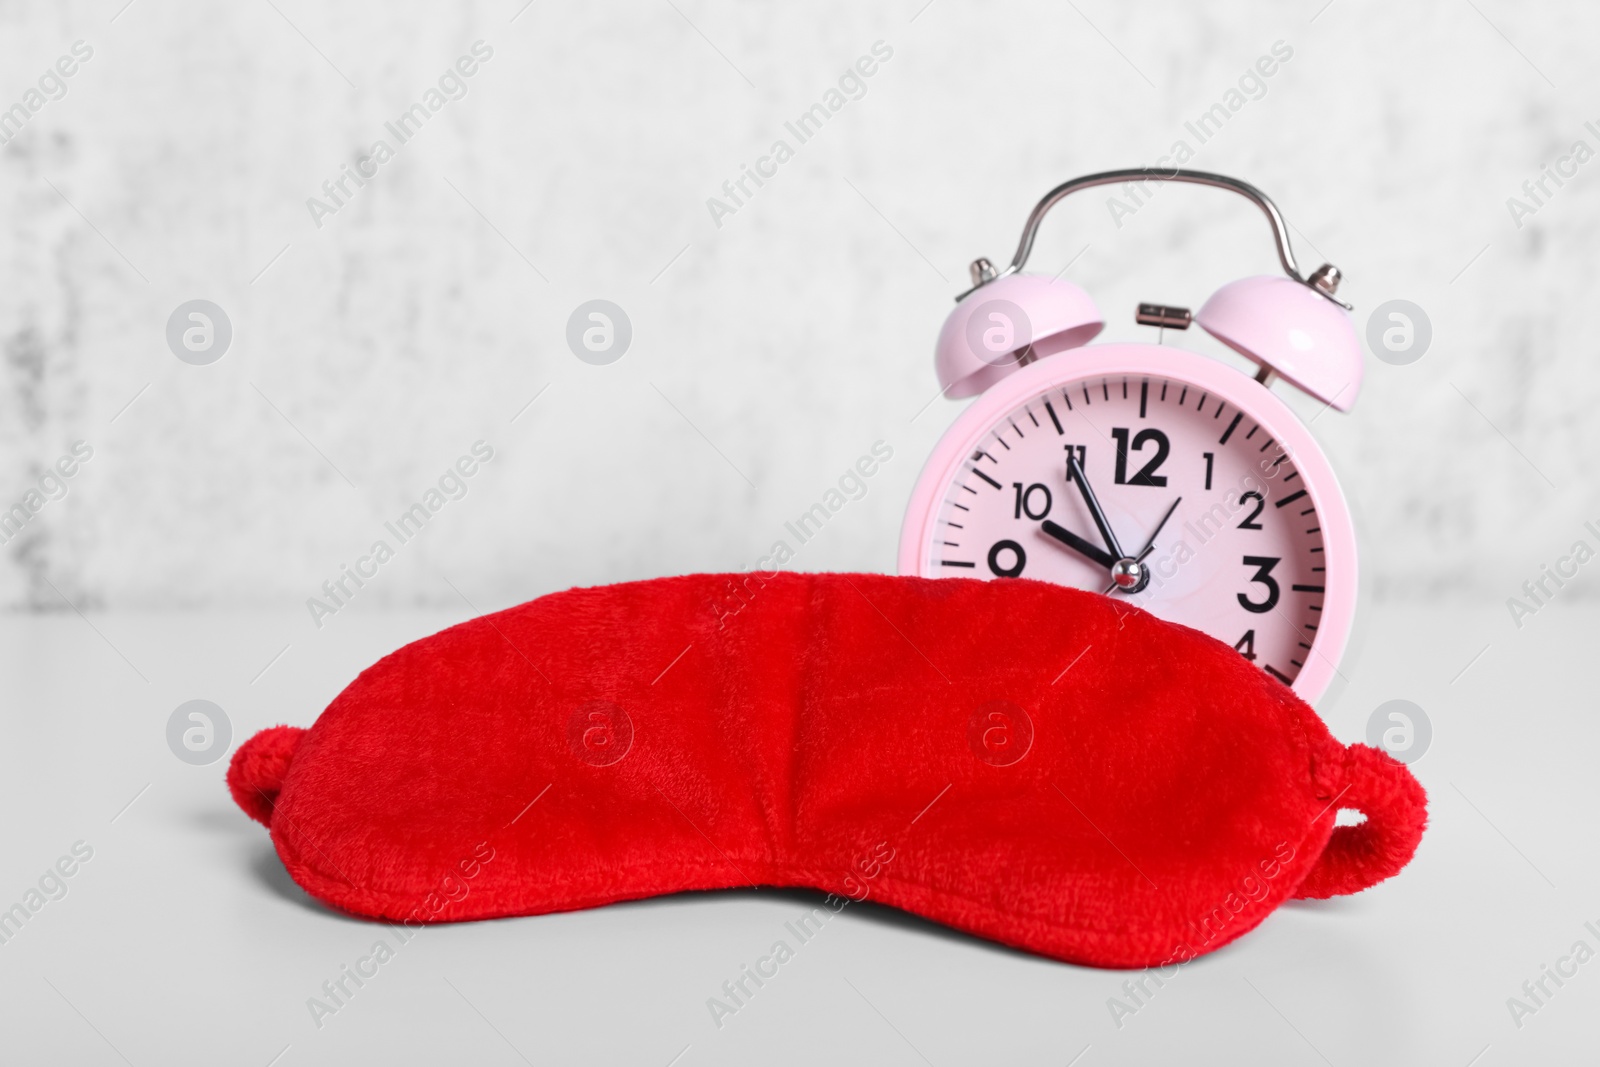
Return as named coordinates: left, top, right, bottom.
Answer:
left=229, top=573, right=1425, bottom=969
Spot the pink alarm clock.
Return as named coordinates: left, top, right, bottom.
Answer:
left=900, top=169, right=1362, bottom=702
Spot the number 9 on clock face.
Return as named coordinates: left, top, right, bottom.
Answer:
left=899, top=344, right=1357, bottom=702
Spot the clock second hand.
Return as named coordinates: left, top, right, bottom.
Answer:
left=1105, top=496, right=1183, bottom=595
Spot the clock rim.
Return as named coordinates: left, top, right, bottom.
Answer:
left=897, top=342, right=1357, bottom=705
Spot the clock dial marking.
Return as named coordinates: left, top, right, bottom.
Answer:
left=1274, top=488, right=1308, bottom=509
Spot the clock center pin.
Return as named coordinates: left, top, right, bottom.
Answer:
left=1110, top=557, right=1148, bottom=593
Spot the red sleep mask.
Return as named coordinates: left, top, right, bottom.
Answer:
left=229, top=573, right=1425, bottom=969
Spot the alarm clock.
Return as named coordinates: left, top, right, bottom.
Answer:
left=899, top=169, right=1362, bottom=702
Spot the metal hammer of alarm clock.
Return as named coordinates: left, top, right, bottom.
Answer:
left=901, top=169, right=1362, bottom=702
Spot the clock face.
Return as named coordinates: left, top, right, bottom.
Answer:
left=901, top=344, right=1355, bottom=700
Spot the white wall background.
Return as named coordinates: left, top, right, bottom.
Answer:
left=2, top=0, right=1597, bottom=617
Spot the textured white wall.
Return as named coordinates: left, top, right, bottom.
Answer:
left=2, top=0, right=1597, bottom=617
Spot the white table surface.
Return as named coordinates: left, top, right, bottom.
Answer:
left=2, top=600, right=1595, bottom=1066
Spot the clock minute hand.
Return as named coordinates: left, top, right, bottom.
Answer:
left=1040, top=520, right=1120, bottom=570
left=1067, top=452, right=1125, bottom=560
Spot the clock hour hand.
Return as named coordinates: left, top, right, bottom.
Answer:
left=1040, top=520, right=1119, bottom=570
left=1066, top=452, right=1125, bottom=559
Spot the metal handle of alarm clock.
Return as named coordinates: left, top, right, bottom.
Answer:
left=994, top=168, right=1345, bottom=306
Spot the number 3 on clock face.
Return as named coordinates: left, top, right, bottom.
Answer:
left=899, top=343, right=1357, bottom=703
